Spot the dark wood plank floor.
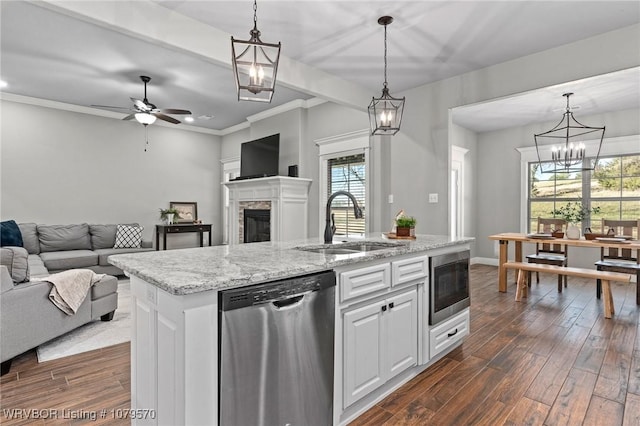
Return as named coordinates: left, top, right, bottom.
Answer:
left=1, top=264, right=638, bottom=425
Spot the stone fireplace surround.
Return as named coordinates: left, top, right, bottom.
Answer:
left=224, top=176, right=312, bottom=244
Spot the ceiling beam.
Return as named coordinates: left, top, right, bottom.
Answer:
left=33, top=0, right=372, bottom=111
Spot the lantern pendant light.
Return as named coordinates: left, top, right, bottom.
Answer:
left=534, top=93, right=605, bottom=173
left=368, top=16, right=405, bottom=136
left=231, top=0, right=281, bottom=103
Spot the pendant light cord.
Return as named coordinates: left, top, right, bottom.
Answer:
left=253, top=0, right=258, bottom=30
left=383, top=23, right=388, bottom=88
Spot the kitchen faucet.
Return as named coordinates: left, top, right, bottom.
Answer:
left=324, top=191, right=364, bottom=243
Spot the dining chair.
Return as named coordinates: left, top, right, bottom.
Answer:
left=595, top=219, right=640, bottom=305
left=526, top=217, right=569, bottom=292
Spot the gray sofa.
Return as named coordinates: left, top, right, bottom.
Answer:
left=0, top=223, right=153, bottom=375
left=17, top=223, right=154, bottom=276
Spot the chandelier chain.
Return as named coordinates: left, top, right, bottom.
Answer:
left=253, top=0, right=258, bottom=28
left=383, top=23, right=388, bottom=88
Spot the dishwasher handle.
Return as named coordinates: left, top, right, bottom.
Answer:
left=272, top=294, right=305, bottom=309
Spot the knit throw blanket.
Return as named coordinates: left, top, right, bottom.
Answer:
left=33, top=269, right=105, bottom=315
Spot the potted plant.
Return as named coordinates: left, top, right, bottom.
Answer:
left=159, top=207, right=181, bottom=225
left=550, top=201, right=600, bottom=240
left=395, top=216, right=417, bottom=237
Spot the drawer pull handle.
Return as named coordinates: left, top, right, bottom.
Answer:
left=447, top=328, right=458, bottom=338
left=381, top=305, right=387, bottom=312
left=388, top=302, right=395, bottom=309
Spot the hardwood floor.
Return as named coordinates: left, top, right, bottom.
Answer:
left=1, top=264, right=638, bottom=425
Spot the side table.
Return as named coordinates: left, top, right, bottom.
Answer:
left=155, top=224, right=212, bottom=250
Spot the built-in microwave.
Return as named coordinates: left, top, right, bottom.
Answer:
left=429, top=250, right=470, bottom=325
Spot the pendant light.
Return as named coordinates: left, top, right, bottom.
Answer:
left=534, top=93, right=605, bottom=173
left=368, top=16, right=405, bottom=136
left=231, top=0, right=281, bottom=103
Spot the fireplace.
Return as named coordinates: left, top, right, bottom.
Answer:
left=243, top=209, right=271, bottom=243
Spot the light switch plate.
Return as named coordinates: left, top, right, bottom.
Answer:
left=388, top=194, right=394, bottom=204
left=429, top=193, right=438, bottom=203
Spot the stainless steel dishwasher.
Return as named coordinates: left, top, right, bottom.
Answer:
left=219, top=270, right=336, bottom=426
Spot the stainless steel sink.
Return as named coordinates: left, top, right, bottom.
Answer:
left=296, top=241, right=405, bottom=255
left=301, top=247, right=361, bottom=255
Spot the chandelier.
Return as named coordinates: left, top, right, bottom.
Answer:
left=534, top=93, right=605, bottom=173
left=231, top=0, right=281, bottom=103
left=368, top=16, right=405, bottom=136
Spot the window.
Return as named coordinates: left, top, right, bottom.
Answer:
left=327, top=153, right=366, bottom=237
left=528, top=154, right=640, bottom=232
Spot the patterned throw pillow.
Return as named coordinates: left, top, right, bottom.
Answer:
left=113, top=224, right=143, bottom=249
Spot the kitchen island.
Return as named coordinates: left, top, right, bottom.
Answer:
left=109, top=233, right=473, bottom=425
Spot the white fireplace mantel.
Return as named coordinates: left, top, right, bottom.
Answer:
left=223, top=176, right=312, bottom=244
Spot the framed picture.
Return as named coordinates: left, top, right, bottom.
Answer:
left=170, top=202, right=198, bottom=223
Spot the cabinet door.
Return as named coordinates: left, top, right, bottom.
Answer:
left=343, top=302, right=385, bottom=408
left=385, top=289, right=418, bottom=379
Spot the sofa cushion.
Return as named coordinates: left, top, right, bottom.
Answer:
left=89, top=224, right=117, bottom=249
left=18, top=223, right=40, bottom=254
left=39, top=250, right=98, bottom=271
left=94, top=247, right=155, bottom=266
left=0, top=247, right=29, bottom=283
left=91, top=275, right=118, bottom=300
left=28, top=254, right=49, bottom=278
left=38, top=224, right=91, bottom=252
left=113, top=224, right=143, bottom=249
left=1, top=265, right=14, bottom=293
left=1, top=220, right=23, bottom=248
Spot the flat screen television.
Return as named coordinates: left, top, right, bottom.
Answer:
left=239, top=133, right=280, bottom=179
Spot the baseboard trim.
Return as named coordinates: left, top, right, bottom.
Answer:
left=471, top=257, right=499, bottom=266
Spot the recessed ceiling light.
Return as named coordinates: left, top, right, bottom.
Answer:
left=0, top=80, right=7, bottom=88
left=184, top=116, right=195, bottom=123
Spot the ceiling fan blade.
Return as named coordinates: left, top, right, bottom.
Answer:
left=131, top=98, right=149, bottom=111
left=91, top=104, right=131, bottom=110
left=159, top=108, right=192, bottom=115
left=153, top=112, right=180, bottom=124
left=122, top=114, right=136, bottom=121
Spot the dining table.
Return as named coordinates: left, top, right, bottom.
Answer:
left=488, top=232, right=640, bottom=301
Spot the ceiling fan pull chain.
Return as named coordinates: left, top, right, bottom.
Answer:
left=144, top=125, right=149, bottom=152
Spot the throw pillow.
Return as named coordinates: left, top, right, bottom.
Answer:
left=113, top=224, right=143, bottom=249
left=0, top=220, right=24, bottom=247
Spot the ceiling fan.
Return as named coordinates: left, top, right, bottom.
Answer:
left=92, top=76, right=191, bottom=125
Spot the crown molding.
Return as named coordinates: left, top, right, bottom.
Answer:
left=0, top=92, right=223, bottom=136
left=245, top=98, right=327, bottom=124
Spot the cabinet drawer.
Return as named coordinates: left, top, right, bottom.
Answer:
left=392, top=256, right=428, bottom=286
left=340, top=263, right=391, bottom=302
left=429, top=309, right=469, bottom=358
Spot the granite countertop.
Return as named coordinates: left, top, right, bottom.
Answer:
left=108, top=234, right=474, bottom=295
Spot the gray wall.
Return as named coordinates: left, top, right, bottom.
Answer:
left=475, top=107, right=640, bottom=267
left=1, top=100, right=223, bottom=248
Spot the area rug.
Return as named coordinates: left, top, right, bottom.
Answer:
left=36, top=279, right=131, bottom=363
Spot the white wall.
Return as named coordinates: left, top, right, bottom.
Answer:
left=0, top=100, right=223, bottom=248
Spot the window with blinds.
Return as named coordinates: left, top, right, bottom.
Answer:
left=327, top=153, right=366, bottom=237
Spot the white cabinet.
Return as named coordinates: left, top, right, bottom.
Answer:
left=391, top=255, right=428, bottom=286
left=342, top=287, right=418, bottom=408
left=429, top=309, right=469, bottom=359
left=340, top=262, right=391, bottom=302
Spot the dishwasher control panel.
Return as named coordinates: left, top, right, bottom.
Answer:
left=220, top=270, right=336, bottom=311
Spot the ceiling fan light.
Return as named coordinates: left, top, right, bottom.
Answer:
left=135, top=112, right=156, bottom=125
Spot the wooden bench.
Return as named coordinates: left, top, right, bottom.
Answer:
left=503, top=262, right=632, bottom=319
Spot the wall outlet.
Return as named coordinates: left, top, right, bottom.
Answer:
left=388, top=194, right=394, bottom=204
left=428, top=193, right=438, bottom=203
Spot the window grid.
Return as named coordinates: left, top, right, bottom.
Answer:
left=528, top=154, right=640, bottom=233
left=327, top=154, right=366, bottom=237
